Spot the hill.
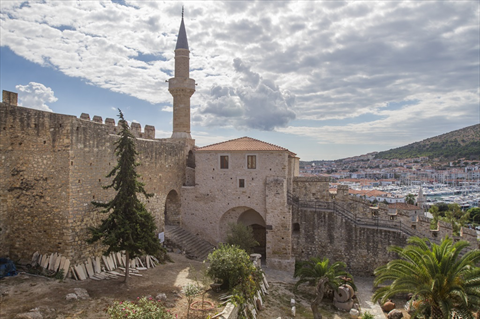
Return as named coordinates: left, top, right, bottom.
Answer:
left=375, top=123, right=480, bottom=160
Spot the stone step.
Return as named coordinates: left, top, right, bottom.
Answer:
left=165, top=226, right=215, bottom=261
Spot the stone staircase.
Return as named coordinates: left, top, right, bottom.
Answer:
left=164, top=225, right=215, bottom=261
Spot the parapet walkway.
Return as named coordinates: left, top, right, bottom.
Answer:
left=262, top=266, right=385, bottom=318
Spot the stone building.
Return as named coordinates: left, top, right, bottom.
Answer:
left=0, top=14, right=477, bottom=276
left=181, top=136, right=299, bottom=271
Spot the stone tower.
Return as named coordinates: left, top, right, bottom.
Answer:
left=169, top=9, right=195, bottom=139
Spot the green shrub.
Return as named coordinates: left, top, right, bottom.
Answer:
left=207, top=244, right=263, bottom=317
left=225, top=223, right=259, bottom=254
left=107, top=296, right=174, bottom=319
left=207, top=244, right=253, bottom=289
left=361, top=312, right=375, bottom=319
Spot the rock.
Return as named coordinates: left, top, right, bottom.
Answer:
left=65, top=293, right=78, bottom=301
left=349, top=308, right=360, bottom=318
left=165, top=301, right=176, bottom=308
left=388, top=309, right=404, bottom=319
left=156, top=293, right=167, bottom=301
left=73, top=288, right=90, bottom=300
left=15, top=310, right=43, bottom=319
left=382, top=300, right=395, bottom=312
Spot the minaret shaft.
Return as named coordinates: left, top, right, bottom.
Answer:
left=169, top=15, right=194, bottom=139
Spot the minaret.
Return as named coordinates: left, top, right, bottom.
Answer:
left=169, top=8, right=195, bottom=139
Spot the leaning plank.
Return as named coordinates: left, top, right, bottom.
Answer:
left=85, top=258, right=95, bottom=278
left=49, top=253, right=58, bottom=271
left=116, top=252, right=123, bottom=267
left=94, top=256, right=102, bottom=274
left=61, top=259, right=70, bottom=279
left=40, top=254, right=49, bottom=269
left=75, top=264, right=87, bottom=280
left=71, top=266, right=78, bottom=280
left=53, top=254, right=62, bottom=272
left=102, top=256, right=111, bottom=271
left=31, top=251, right=40, bottom=267
left=59, top=256, right=66, bottom=272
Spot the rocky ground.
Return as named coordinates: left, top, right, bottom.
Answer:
left=1, top=252, right=375, bottom=319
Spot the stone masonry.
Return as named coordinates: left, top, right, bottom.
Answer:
left=0, top=100, right=191, bottom=263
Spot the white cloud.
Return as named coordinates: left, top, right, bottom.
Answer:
left=1, top=1, right=479, bottom=158
left=15, top=82, right=57, bottom=112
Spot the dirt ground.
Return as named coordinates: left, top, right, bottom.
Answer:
left=1, top=253, right=357, bottom=319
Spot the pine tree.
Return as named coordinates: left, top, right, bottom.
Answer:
left=87, top=110, right=162, bottom=283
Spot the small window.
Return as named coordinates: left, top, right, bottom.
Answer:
left=239, top=179, right=245, bottom=188
left=247, top=155, right=256, bottom=169
left=220, top=155, right=229, bottom=169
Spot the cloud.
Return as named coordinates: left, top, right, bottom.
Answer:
left=15, top=82, right=57, bottom=112
left=1, top=1, right=478, bottom=157
left=196, top=58, right=296, bottom=131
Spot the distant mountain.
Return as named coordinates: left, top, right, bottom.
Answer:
left=375, top=124, right=480, bottom=160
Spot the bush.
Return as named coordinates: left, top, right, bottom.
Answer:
left=361, top=312, right=375, bottom=319
left=207, top=244, right=263, bottom=317
left=207, top=244, right=253, bottom=289
left=107, top=296, right=174, bottom=319
left=225, top=223, right=259, bottom=254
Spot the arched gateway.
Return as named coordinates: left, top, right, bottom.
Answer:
left=165, top=190, right=181, bottom=226
left=219, top=206, right=266, bottom=257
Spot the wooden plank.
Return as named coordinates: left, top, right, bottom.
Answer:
left=85, top=258, right=94, bottom=278
left=107, top=256, right=115, bottom=270
left=71, top=266, right=78, bottom=280
left=53, top=254, right=62, bottom=272
left=48, top=253, right=56, bottom=271
left=75, top=264, right=87, bottom=280
left=116, top=252, right=123, bottom=267
left=61, top=259, right=70, bottom=279
left=59, top=256, right=66, bottom=271
left=40, top=254, right=49, bottom=269
left=110, top=253, right=117, bottom=269
left=94, top=256, right=101, bottom=273
left=102, top=256, right=111, bottom=271
left=31, top=251, right=40, bottom=266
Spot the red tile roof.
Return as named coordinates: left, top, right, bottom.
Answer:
left=197, top=136, right=296, bottom=156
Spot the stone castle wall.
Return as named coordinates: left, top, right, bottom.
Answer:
left=292, top=207, right=406, bottom=275
left=291, top=177, right=479, bottom=275
left=0, top=102, right=189, bottom=263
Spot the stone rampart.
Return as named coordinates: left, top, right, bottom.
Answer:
left=0, top=102, right=189, bottom=263
left=291, top=178, right=479, bottom=275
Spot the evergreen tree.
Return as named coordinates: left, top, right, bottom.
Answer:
left=87, top=110, right=162, bottom=283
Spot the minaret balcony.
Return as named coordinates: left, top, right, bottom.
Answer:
left=168, top=78, right=196, bottom=91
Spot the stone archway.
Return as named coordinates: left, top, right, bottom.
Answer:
left=219, top=206, right=267, bottom=258
left=165, top=190, right=181, bottom=226
left=238, top=209, right=266, bottom=257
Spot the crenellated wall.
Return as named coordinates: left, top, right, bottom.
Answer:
left=0, top=102, right=191, bottom=263
left=291, top=176, right=479, bottom=275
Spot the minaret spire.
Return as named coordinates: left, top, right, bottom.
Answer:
left=169, top=9, right=195, bottom=139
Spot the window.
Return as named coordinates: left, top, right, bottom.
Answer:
left=220, top=155, right=229, bottom=169
left=239, top=179, right=245, bottom=188
left=247, top=155, right=256, bottom=169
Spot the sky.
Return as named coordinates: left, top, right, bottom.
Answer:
left=1, top=1, right=479, bottom=161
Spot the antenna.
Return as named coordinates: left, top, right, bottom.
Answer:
left=182, top=6, right=184, bottom=19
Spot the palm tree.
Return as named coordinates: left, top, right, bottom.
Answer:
left=373, top=236, right=480, bottom=319
left=295, top=257, right=355, bottom=319
left=405, top=193, right=416, bottom=205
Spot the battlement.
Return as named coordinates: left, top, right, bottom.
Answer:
left=79, top=112, right=156, bottom=139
